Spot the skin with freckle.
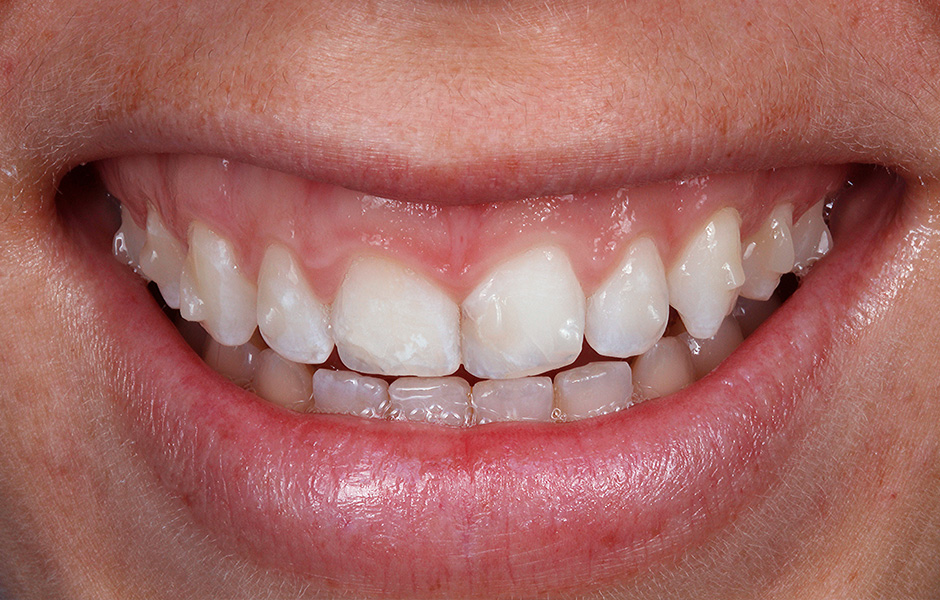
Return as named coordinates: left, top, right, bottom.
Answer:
left=1, top=1, right=940, bottom=599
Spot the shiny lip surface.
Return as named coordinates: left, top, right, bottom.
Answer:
left=68, top=160, right=903, bottom=597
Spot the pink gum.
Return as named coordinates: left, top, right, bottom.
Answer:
left=98, top=155, right=850, bottom=302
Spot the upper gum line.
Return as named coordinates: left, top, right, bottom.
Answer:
left=107, top=156, right=849, bottom=425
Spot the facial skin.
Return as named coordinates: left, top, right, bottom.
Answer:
left=1, top=1, right=940, bottom=598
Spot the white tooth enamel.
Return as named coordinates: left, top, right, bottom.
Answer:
left=462, top=246, right=585, bottom=379
left=471, top=377, right=554, bottom=424
left=586, top=237, right=668, bottom=358
left=331, top=256, right=460, bottom=376
left=257, top=245, right=333, bottom=364
left=252, top=349, right=313, bottom=412
left=178, top=223, right=258, bottom=346
left=113, top=206, right=146, bottom=269
left=679, top=316, right=743, bottom=378
left=632, top=337, right=695, bottom=399
left=791, top=200, right=833, bottom=276
left=667, top=208, right=745, bottom=340
left=732, top=295, right=782, bottom=337
left=137, top=207, right=186, bottom=309
left=203, top=337, right=260, bottom=386
left=311, top=369, right=390, bottom=418
left=388, top=377, right=472, bottom=426
left=553, top=361, right=633, bottom=420
left=740, top=205, right=795, bottom=301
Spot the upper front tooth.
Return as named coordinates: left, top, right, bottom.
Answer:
left=586, top=237, right=669, bottom=358
left=113, top=206, right=146, bottom=268
left=138, top=207, right=186, bottom=309
left=740, top=204, right=795, bottom=301
left=257, top=244, right=333, bottom=364
left=461, top=246, right=585, bottom=379
left=179, top=223, right=258, bottom=346
left=331, top=255, right=460, bottom=377
left=791, top=200, right=833, bottom=276
left=667, top=208, right=745, bottom=340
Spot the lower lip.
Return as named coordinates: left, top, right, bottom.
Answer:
left=81, top=169, right=902, bottom=597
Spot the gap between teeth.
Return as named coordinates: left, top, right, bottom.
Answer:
left=114, top=199, right=834, bottom=425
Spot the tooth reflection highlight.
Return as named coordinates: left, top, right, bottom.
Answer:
left=586, top=237, right=669, bottom=358
left=332, top=256, right=460, bottom=377
left=312, top=370, right=390, bottom=418
left=667, top=208, right=745, bottom=340
left=388, top=377, right=472, bottom=426
left=257, top=244, right=333, bottom=364
left=471, top=377, right=554, bottom=424
left=113, top=206, right=146, bottom=269
left=462, top=246, right=585, bottom=379
left=179, top=223, right=258, bottom=346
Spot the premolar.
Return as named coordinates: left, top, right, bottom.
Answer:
left=586, top=237, right=669, bottom=358
left=740, top=205, right=795, bottom=301
left=461, top=246, right=585, bottom=379
left=667, top=208, right=745, bottom=340
left=257, top=244, right=333, bottom=364
left=331, top=256, right=460, bottom=377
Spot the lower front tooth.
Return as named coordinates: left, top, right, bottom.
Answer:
left=471, top=377, right=554, bottom=424
left=179, top=223, right=258, bottom=346
left=256, top=245, right=333, bottom=364
left=252, top=349, right=314, bottom=412
left=331, top=256, right=460, bottom=377
left=679, top=316, right=743, bottom=378
left=791, top=199, right=833, bottom=276
left=113, top=206, right=146, bottom=269
left=553, top=361, right=633, bottom=421
left=311, top=369, right=390, bottom=418
left=667, top=208, right=745, bottom=340
left=388, top=377, right=472, bottom=426
left=203, top=337, right=260, bottom=386
left=632, top=337, right=695, bottom=399
left=461, top=246, right=585, bottom=379
left=138, top=207, right=186, bottom=309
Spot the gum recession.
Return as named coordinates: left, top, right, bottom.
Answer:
left=66, top=167, right=900, bottom=597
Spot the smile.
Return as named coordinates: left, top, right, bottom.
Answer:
left=60, top=152, right=906, bottom=596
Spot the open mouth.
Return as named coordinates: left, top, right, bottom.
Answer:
left=58, top=152, right=907, bottom=596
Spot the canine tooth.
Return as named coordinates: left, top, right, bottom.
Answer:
left=732, top=296, right=782, bottom=337
left=331, top=256, right=459, bottom=377
left=680, top=316, right=743, bottom=378
left=740, top=205, right=795, bottom=301
left=553, top=362, right=633, bottom=420
left=632, top=337, right=695, bottom=399
left=257, top=245, right=333, bottom=364
left=388, top=377, right=472, bottom=426
left=462, top=246, right=585, bottom=379
left=179, top=223, right=258, bottom=346
left=138, top=208, right=186, bottom=309
left=667, top=208, right=745, bottom=340
left=471, top=377, right=554, bottom=424
left=252, top=349, right=313, bottom=412
left=586, top=237, right=668, bottom=358
left=113, top=206, right=146, bottom=268
left=791, top=200, right=833, bottom=276
left=203, top=337, right=260, bottom=386
left=311, top=369, right=390, bottom=418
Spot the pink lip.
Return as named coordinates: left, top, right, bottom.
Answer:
left=75, top=166, right=903, bottom=597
